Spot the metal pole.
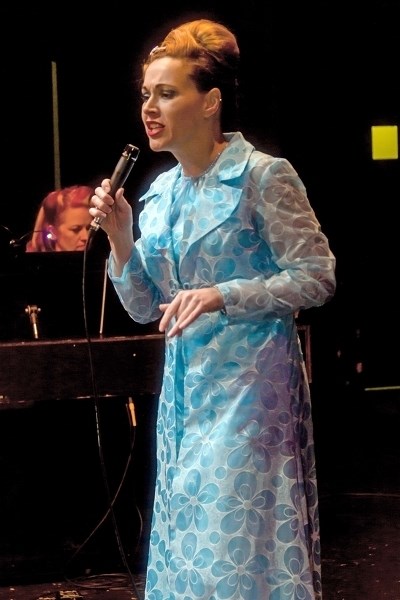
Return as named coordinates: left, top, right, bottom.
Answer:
left=51, top=61, right=61, bottom=188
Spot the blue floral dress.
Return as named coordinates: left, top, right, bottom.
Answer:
left=109, top=131, right=336, bottom=600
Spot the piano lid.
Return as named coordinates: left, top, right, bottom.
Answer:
left=0, top=334, right=165, bottom=404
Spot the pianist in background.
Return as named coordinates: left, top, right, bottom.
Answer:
left=26, top=184, right=93, bottom=252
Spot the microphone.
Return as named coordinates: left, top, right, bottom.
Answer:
left=89, top=143, right=140, bottom=233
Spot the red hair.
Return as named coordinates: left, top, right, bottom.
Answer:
left=26, top=185, right=93, bottom=252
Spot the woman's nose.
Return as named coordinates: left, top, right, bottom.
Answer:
left=142, top=97, right=158, bottom=113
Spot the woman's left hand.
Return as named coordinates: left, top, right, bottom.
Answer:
left=159, top=287, right=225, bottom=337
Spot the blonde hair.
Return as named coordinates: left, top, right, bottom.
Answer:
left=143, top=19, right=240, bottom=131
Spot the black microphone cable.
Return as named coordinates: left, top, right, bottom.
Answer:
left=72, top=144, right=143, bottom=598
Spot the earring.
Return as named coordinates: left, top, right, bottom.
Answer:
left=46, top=226, right=57, bottom=241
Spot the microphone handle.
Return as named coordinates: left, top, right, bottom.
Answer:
left=90, top=143, right=140, bottom=232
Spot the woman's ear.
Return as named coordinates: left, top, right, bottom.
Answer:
left=204, top=88, right=222, bottom=118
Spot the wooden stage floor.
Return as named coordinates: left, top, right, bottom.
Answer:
left=0, top=491, right=399, bottom=599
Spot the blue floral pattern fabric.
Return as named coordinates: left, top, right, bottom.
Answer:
left=109, top=131, right=336, bottom=599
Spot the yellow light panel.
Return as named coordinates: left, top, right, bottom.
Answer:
left=371, top=125, right=398, bottom=160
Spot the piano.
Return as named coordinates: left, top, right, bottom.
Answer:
left=0, top=249, right=165, bottom=407
left=0, top=246, right=165, bottom=584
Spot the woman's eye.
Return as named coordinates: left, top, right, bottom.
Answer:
left=161, top=90, right=175, bottom=99
left=141, top=89, right=176, bottom=103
